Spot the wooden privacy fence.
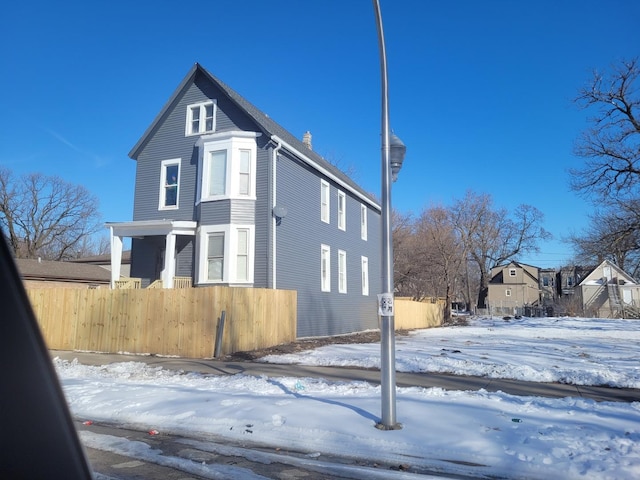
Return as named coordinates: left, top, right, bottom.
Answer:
left=27, top=287, right=297, bottom=358
left=394, top=299, right=443, bottom=329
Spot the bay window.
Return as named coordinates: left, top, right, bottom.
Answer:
left=198, top=224, right=255, bottom=284
left=197, top=132, right=257, bottom=202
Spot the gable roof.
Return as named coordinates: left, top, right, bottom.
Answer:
left=68, top=251, right=131, bottom=266
left=579, top=259, right=638, bottom=286
left=489, top=261, right=539, bottom=283
left=15, top=258, right=112, bottom=285
left=129, top=63, right=380, bottom=209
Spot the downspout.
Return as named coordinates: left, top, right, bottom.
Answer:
left=271, top=139, right=283, bottom=289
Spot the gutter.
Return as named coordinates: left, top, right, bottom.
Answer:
left=270, top=135, right=381, bottom=212
left=272, top=140, right=283, bottom=289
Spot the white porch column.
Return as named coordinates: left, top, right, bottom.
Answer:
left=163, top=233, right=176, bottom=288
left=109, top=228, right=123, bottom=288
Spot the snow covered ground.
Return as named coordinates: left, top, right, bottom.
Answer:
left=54, top=316, right=640, bottom=479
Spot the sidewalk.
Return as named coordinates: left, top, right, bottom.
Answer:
left=50, top=350, right=640, bottom=403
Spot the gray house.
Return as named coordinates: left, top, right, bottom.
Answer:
left=107, top=63, right=382, bottom=337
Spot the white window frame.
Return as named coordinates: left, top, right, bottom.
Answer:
left=197, top=132, right=258, bottom=203
left=506, top=289, right=512, bottom=297
left=159, top=158, right=181, bottom=210
left=197, top=224, right=255, bottom=285
left=337, top=190, right=346, bottom=231
left=321, top=180, right=330, bottom=224
left=206, top=231, right=225, bottom=282
left=361, top=256, right=369, bottom=296
left=321, top=244, right=331, bottom=292
left=360, top=203, right=367, bottom=240
left=509, top=268, right=517, bottom=277
left=338, top=249, right=347, bottom=294
left=235, top=227, right=250, bottom=282
left=186, top=101, right=216, bottom=136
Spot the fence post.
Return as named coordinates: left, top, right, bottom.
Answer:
left=213, top=311, right=226, bottom=358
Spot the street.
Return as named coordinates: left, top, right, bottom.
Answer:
left=78, top=421, right=450, bottom=480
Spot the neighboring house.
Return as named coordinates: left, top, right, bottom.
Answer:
left=486, top=261, right=541, bottom=316
left=539, top=268, right=556, bottom=307
left=107, top=63, right=382, bottom=337
left=69, top=251, right=131, bottom=277
left=15, top=258, right=112, bottom=289
left=576, top=259, right=640, bottom=319
left=556, top=265, right=592, bottom=297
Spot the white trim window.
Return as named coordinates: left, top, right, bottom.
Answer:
left=360, top=203, right=367, bottom=240
left=159, top=159, right=180, bottom=210
left=361, top=256, right=369, bottom=296
left=236, top=228, right=250, bottom=282
left=338, top=190, right=346, bottom=231
left=506, top=289, right=512, bottom=297
left=321, top=180, right=330, bottom=224
left=509, top=268, right=517, bottom=277
left=238, top=149, right=252, bottom=196
left=198, top=224, right=255, bottom=285
left=197, top=132, right=258, bottom=202
left=321, top=244, right=331, bottom=292
left=186, top=101, right=216, bottom=136
left=207, top=232, right=225, bottom=281
left=338, top=249, right=347, bottom=293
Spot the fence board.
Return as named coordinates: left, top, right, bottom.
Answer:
left=394, top=299, right=443, bottom=330
left=26, top=289, right=438, bottom=359
left=27, top=286, right=297, bottom=358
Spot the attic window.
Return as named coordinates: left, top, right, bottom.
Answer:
left=186, top=101, right=216, bottom=135
left=509, top=268, right=517, bottom=277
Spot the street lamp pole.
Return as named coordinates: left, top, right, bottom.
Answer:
left=373, top=0, right=405, bottom=430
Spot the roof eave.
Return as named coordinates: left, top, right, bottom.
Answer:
left=128, top=63, right=200, bottom=160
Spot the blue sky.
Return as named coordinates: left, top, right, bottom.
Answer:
left=1, top=0, right=638, bottom=268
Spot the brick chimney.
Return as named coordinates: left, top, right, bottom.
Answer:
left=302, top=131, right=312, bottom=150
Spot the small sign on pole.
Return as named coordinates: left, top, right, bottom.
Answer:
left=377, top=293, right=394, bottom=316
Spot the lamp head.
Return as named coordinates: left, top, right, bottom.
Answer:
left=389, top=132, right=406, bottom=182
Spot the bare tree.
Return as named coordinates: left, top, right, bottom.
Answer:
left=414, top=206, right=465, bottom=318
left=570, top=57, right=640, bottom=199
left=568, top=200, right=640, bottom=277
left=451, top=191, right=551, bottom=309
left=0, top=167, right=103, bottom=260
left=392, top=210, right=418, bottom=298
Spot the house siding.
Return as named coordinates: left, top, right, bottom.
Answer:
left=133, top=72, right=260, bottom=224
left=254, top=143, right=271, bottom=288
left=126, top=64, right=382, bottom=337
left=274, top=150, right=380, bottom=337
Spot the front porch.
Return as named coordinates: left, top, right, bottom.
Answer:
left=107, top=219, right=197, bottom=289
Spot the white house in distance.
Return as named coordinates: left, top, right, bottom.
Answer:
left=577, top=259, right=640, bottom=319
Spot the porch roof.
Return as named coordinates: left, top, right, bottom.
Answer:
left=107, top=220, right=197, bottom=237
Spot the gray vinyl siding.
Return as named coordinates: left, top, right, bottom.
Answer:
left=130, top=236, right=194, bottom=286
left=132, top=71, right=259, bottom=223
left=130, top=237, right=162, bottom=287
left=275, top=150, right=381, bottom=337
left=253, top=143, right=271, bottom=288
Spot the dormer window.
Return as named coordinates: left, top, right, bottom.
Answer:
left=186, top=101, right=216, bottom=135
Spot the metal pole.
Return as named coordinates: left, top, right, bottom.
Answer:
left=373, top=0, right=400, bottom=430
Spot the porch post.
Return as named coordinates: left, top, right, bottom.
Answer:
left=163, top=233, right=177, bottom=288
left=109, top=227, right=123, bottom=288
